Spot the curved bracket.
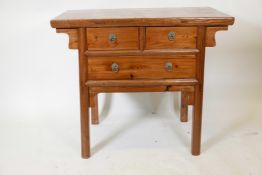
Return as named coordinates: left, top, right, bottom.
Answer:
left=56, top=29, right=78, bottom=49
left=206, top=26, right=228, bottom=47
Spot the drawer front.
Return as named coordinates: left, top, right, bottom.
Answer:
left=86, top=27, right=139, bottom=50
left=88, top=55, right=196, bottom=80
left=145, top=27, right=197, bottom=49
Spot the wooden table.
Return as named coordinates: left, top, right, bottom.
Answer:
left=50, top=7, right=234, bottom=158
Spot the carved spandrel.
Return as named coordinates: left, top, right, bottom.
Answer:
left=56, top=29, right=78, bottom=49
left=206, top=26, right=228, bottom=47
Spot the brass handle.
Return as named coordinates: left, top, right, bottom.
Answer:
left=168, top=32, right=176, bottom=41
left=165, top=62, right=173, bottom=71
left=111, top=63, right=119, bottom=73
left=108, top=33, right=117, bottom=42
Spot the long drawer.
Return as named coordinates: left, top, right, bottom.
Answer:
left=88, top=55, right=196, bottom=80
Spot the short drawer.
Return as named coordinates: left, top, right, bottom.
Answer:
left=145, top=27, right=197, bottom=49
left=86, top=27, right=139, bottom=50
left=88, top=55, right=196, bottom=80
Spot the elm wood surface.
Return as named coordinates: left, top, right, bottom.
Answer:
left=90, top=92, right=99, bottom=124
left=206, top=26, right=228, bottom=47
left=50, top=7, right=234, bottom=28
left=86, top=27, right=139, bottom=50
left=51, top=7, right=234, bottom=158
left=86, top=79, right=199, bottom=87
left=87, top=55, right=196, bottom=80
left=145, top=27, right=197, bottom=49
left=192, top=26, right=205, bottom=155
left=180, top=91, right=195, bottom=122
left=77, top=28, right=90, bottom=158
left=85, top=49, right=199, bottom=56
left=89, top=86, right=194, bottom=93
left=56, top=29, right=78, bottom=49
left=181, top=91, right=189, bottom=122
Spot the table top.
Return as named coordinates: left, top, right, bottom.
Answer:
left=50, top=7, right=234, bottom=28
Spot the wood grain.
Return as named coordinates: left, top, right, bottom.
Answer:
left=50, top=7, right=235, bottom=28
left=146, top=27, right=197, bottom=49
left=89, top=86, right=194, bottom=93
left=85, top=49, right=199, bottom=56
left=206, top=26, right=228, bottom=47
left=78, top=28, right=90, bottom=158
left=86, top=79, right=198, bottom=87
left=88, top=55, right=196, bottom=80
left=90, top=92, right=99, bottom=124
left=168, top=86, right=194, bottom=92
left=180, top=91, right=195, bottom=122
left=187, top=91, right=195, bottom=105
left=191, top=26, right=206, bottom=156
left=90, top=86, right=167, bottom=93
left=56, top=29, right=78, bottom=49
left=139, top=27, right=146, bottom=50
left=86, top=27, right=139, bottom=50
left=181, top=91, right=188, bottom=122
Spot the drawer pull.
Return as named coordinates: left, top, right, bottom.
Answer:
left=165, top=62, right=173, bottom=71
left=108, top=33, right=117, bottom=42
left=111, top=63, right=119, bottom=73
left=167, top=31, right=176, bottom=41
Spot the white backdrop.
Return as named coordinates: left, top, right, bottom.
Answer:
left=0, top=0, right=262, bottom=117
left=0, top=0, right=262, bottom=175
left=1, top=0, right=262, bottom=118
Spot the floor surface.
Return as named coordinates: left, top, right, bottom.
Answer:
left=0, top=96, right=262, bottom=175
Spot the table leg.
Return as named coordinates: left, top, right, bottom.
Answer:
left=78, top=28, right=90, bottom=158
left=79, top=86, right=90, bottom=158
left=91, top=93, right=99, bottom=125
left=191, top=84, right=203, bottom=155
left=191, top=26, right=205, bottom=156
left=180, top=91, right=188, bottom=122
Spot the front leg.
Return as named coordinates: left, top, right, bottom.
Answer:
left=191, top=84, right=203, bottom=155
left=79, top=86, right=90, bottom=158
left=78, top=28, right=90, bottom=158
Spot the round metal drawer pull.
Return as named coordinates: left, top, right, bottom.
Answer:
left=167, top=31, right=176, bottom=41
left=108, top=33, right=117, bottom=42
left=111, top=63, right=119, bottom=73
left=165, top=62, right=173, bottom=71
